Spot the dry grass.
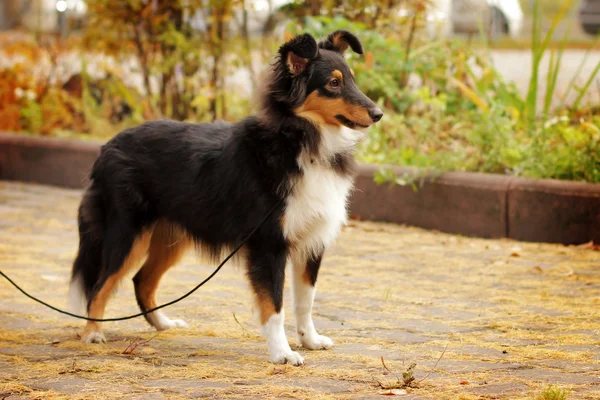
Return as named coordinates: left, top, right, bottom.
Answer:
left=1, top=181, right=599, bottom=399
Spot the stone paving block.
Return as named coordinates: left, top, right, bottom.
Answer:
left=509, top=368, right=600, bottom=385
left=467, top=382, right=531, bottom=397
left=142, top=379, right=232, bottom=392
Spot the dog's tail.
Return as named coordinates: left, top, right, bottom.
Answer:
left=68, top=184, right=105, bottom=314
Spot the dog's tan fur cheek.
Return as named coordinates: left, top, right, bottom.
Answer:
left=294, top=92, right=344, bottom=126
left=295, top=92, right=371, bottom=127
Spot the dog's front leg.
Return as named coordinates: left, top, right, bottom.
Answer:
left=291, top=250, right=334, bottom=350
left=248, top=244, right=304, bottom=366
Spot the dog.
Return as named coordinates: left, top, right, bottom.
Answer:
left=67, top=30, right=383, bottom=366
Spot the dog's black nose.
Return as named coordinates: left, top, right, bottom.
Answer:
left=369, top=107, right=383, bottom=123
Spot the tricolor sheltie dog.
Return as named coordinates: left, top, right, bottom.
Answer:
left=68, top=30, right=383, bottom=365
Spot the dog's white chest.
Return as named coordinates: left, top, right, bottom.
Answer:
left=282, top=161, right=353, bottom=257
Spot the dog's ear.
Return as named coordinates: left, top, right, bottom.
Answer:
left=279, top=33, right=318, bottom=76
left=318, top=30, right=363, bottom=55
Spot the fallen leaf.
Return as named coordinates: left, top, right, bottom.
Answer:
left=532, top=266, right=543, bottom=273
left=41, top=274, right=65, bottom=282
left=269, top=366, right=287, bottom=375
left=380, top=389, right=408, bottom=396
left=510, top=252, right=520, bottom=257
left=459, top=380, right=469, bottom=385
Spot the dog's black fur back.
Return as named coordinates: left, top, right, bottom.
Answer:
left=71, top=116, right=314, bottom=306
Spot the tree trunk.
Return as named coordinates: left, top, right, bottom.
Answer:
left=166, top=4, right=184, bottom=120
left=209, top=4, right=228, bottom=121
left=133, top=25, right=155, bottom=116
left=308, top=0, right=322, bottom=15
left=242, top=0, right=257, bottom=94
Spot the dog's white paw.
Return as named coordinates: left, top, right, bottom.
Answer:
left=271, top=350, right=305, bottom=366
left=299, top=333, right=334, bottom=350
left=155, top=318, right=189, bottom=331
left=82, top=331, right=106, bottom=344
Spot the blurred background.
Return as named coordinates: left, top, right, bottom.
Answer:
left=1, top=0, right=599, bottom=184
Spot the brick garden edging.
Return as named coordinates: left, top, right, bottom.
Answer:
left=351, top=165, right=600, bottom=244
left=0, top=133, right=101, bottom=189
left=1, top=132, right=599, bottom=245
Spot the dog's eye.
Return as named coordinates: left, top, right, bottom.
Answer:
left=329, top=78, right=341, bottom=88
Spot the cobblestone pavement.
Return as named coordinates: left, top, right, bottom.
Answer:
left=0, top=181, right=599, bottom=400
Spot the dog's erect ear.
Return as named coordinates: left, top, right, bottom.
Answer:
left=279, top=33, right=318, bottom=76
left=318, top=30, right=363, bottom=55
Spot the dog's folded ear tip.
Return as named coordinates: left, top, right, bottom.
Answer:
left=330, top=29, right=352, bottom=36
left=318, top=30, right=363, bottom=55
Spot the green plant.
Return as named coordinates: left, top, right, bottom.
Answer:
left=536, top=384, right=569, bottom=400
left=525, top=0, right=574, bottom=129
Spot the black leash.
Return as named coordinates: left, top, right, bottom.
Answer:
left=0, top=200, right=282, bottom=322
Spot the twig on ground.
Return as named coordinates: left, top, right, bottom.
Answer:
left=233, top=312, right=250, bottom=337
left=381, top=356, right=393, bottom=374
left=416, top=341, right=449, bottom=383
left=122, top=333, right=159, bottom=355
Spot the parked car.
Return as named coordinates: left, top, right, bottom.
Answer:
left=379, top=0, right=523, bottom=39
left=429, top=0, right=523, bottom=39
left=579, top=0, right=600, bottom=35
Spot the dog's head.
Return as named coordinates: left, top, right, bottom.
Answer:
left=269, top=31, right=383, bottom=130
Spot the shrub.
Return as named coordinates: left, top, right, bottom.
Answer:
left=289, top=3, right=600, bottom=184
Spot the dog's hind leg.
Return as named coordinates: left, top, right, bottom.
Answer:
left=291, top=250, right=333, bottom=350
left=133, top=220, right=190, bottom=331
left=247, top=241, right=304, bottom=366
left=81, top=222, right=152, bottom=343
left=69, top=186, right=104, bottom=315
